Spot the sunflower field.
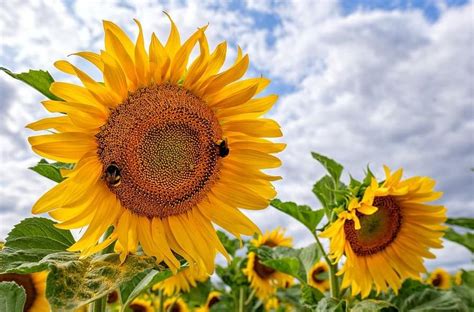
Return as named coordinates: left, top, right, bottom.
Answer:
left=0, top=14, right=473, bottom=312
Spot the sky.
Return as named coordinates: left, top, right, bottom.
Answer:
left=0, top=0, right=473, bottom=272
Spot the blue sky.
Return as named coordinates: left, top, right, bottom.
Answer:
left=0, top=0, right=473, bottom=272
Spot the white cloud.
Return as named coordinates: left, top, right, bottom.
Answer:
left=0, top=0, right=472, bottom=273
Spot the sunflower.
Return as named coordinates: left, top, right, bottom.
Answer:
left=427, top=268, right=451, bottom=289
left=107, top=290, right=119, bottom=304
left=195, top=291, right=221, bottom=312
left=243, top=228, right=294, bottom=300
left=129, top=298, right=154, bottom=312
left=152, top=267, right=208, bottom=296
left=163, top=297, right=189, bottom=312
left=320, top=166, right=446, bottom=298
left=0, top=271, right=50, bottom=311
left=264, top=297, right=279, bottom=311
left=26, top=16, right=283, bottom=273
left=454, top=271, right=463, bottom=286
left=308, top=261, right=330, bottom=292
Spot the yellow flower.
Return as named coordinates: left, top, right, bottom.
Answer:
left=26, top=16, right=283, bottom=274
left=243, top=229, right=294, bottom=300
left=454, top=271, right=463, bottom=286
left=164, top=297, right=189, bottom=312
left=195, top=291, right=221, bottom=312
left=152, top=267, right=208, bottom=296
left=129, top=298, right=153, bottom=312
left=264, top=297, right=279, bottom=311
left=0, top=271, right=50, bottom=311
left=307, top=261, right=330, bottom=292
left=320, top=166, right=446, bottom=298
left=427, top=268, right=451, bottom=289
left=252, top=227, right=293, bottom=248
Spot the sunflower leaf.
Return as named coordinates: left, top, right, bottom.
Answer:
left=271, top=199, right=324, bottom=233
left=446, top=218, right=474, bottom=230
left=311, top=152, right=344, bottom=183
left=444, top=228, right=474, bottom=253
left=0, top=67, right=61, bottom=100
left=0, top=281, right=26, bottom=312
left=300, top=284, right=324, bottom=308
left=120, top=269, right=172, bottom=312
left=29, top=159, right=73, bottom=183
left=351, top=299, right=395, bottom=311
left=398, top=288, right=468, bottom=312
left=316, top=297, right=345, bottom=312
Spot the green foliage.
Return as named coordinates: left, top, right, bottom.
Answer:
left=351, top=299, right=394, bottom=311
left=0, top=67, right=60, bottom=100
left=311, top=152, right=343, bottom=183
left=271, top=199, right=325, bottom=233
left=300, top=285, right=324, bottom=309
left=0, top=282, right=26, bottom=312
left=182, top=279, right=212, bottom=308
left=215, top=257, right=248, bottom=288
left=316, top=297, right=345, bottom=311
left=444, top=228, right=474, bottom=253
left=446, top=217, right=474, bottom=230
left=258, top=244, right=320, bottom=283
left=399, top=288, right=468, bottom=312
left=29, top=159, right=73, bottom=183
left=120, top=269, right=172, bottom=311
left=217, top=230, right=241, bottom=257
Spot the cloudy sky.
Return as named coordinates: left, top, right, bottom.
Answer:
left=0, top=0, right=472, bottom=272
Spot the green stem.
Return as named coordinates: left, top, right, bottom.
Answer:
left=158, top=289, right=164, bottom=312
left=313, top=232, right=339, bottom=299
left=244, top=288, right=256, bottom=306
left=238, top=287, right=244, bottom=312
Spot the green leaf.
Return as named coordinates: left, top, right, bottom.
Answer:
left=452, top=286, right=474, bottom=310
left=399, top=289, right=468, bottom=312
left=459, top=270, right=474, bottom=288
left=29, top=159, right=73, bottom=183
left=120, top=269, right=172, bottom=311
left=298, top=243, right=321, bottom=274
left=0, top=282, right=26, bottom=312
left=271, top=199, right=324, bottom=233
left=446, top=218, right=474, bottom=230
left=5, top=217, right=75, bottom=254
left=444, top=228, right=474, bottom=253
left=301, top=284, right=323, bottom=308
left=312, top=175, right=333, bottom=209
left=45, top=252, right=161, bottom=311
left=311, top=152, right=344, bottom=183
left=0, top=67, right=60, bottom=100
left=217, top=230, right=241, bottom=257
left=316, top=297, right=345, bottom=312
left=262, top=257, right=300, bottom=278
left=351, top=299, right=395, bottom=311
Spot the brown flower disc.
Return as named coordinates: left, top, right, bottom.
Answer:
left=254, top=256, right=276, bottom=279
left=0, top=273, right=37, bottom=310
left=344, top=196, right=402, bottom=256
left=97, top=84, right=222, bottom=218
left=311, top=267, right=326, bottom=284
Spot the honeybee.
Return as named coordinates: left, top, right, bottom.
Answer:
left=217, top=138, right=229, bottom=157
left=105, top=163, right=121, bottom=186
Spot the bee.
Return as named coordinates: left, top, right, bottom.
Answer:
left=105, top=163, right=121, bottom=186
left=217, top=138, right=229, bottom=157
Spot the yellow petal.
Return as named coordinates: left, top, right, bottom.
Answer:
left=164, top=12, right=181, bottom=58
left=222, top=119, right=282, bottom=138
left=133, top=19, right=150, bottom=87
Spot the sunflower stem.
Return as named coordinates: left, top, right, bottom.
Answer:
left=238, top=287, right=244, bottom=312
left=244, top=288, right=256, bottom=305
left=313, top=231, right=340, bottom=299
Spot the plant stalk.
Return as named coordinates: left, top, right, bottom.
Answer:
left=313, top=232, right=340, bottom=299
left=238, top=287, right=244, bottom=312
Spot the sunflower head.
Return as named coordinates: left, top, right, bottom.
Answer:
left=251, top=227, right=293, bottom=248
left=129, top=298, right=154, bottom=312
left=454, top=271, right=463, bottom=286
left=107, top=290, right=119, bottom=304
left=164, top=297, right=189, bottom=312
left=307, top=261, right=330, bottom=292
left=427, top=268, right=451, bottom=289
left=27, top=16, right=283, bottom=274
left=0, top=271, right=50, bottom=311
left=243, top=252, right=294, bottom=300
left=152, top=267, right=208, bottom=296
left=320, top=166, right=446, bottom=298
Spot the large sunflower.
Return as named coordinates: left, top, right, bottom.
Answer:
left=307, top=261, right=330, bottom=293
left=320, top=166, right=446, bottom=297
left=427, top=268, right=451, bottom=289
left=152, top=267, right=208, bottom=296
left=0, top=272, right=50, bottom=311
left=243, top=228, right=294, bottom=300
left=129, top=298, right=154, bottom=312
left=27, top=16, right=283, bottom=273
